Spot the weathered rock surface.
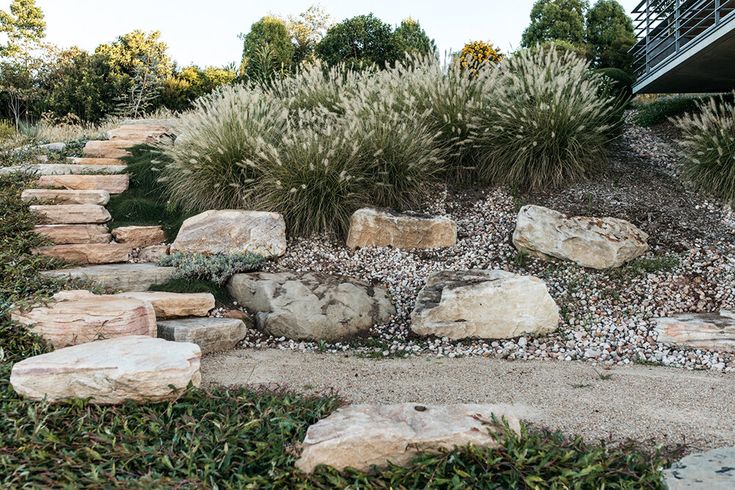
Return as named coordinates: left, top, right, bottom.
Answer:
left=664, top=447, right=735, bottom=490
left=34, top=224, right=111, bottom=245
left=42, top=264, right=176, bottom=292
left=512, top=205, right=649, bottom=270
left=30, top=204, right=111, bottom=224
left=36, top=174, right=130, bottom=194
left=115, top=292, right=214, bottom=319
left=228, top=272, right=395, bottom=341
left=112, top=225, right=165, bottom=248
left=158, top=317, right=247, bottom=354
left=138, top=245, right=169, bottom=262
left=107, top=124, right=170, bottom=142
left=346, top=208, right=457, bottom=250
left=83, top=140, right=136, bottom=158
left=22, top=189, right=110, bottom=205
left=655, top=311, right=735, bottom=353
left=34, top=243, right=132, bottom=264
left=10, top=336, right=201, bottom=404
left=11, top=291, right=156, bottom=348
left=171, top=210, right=287, bottom=258
left=296, top=403, right=522, bottom=473
left=410, top=270, right=560, bottom=340
left=67, top=157, right=124, bottom=166
left=40, top=142, right=66, bottom=152
left=0, top=164, right=126, bottom=176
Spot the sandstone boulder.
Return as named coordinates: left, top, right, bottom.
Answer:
left=157, top=317, right=247, bottom=354
left=115, top=292, right=214, bottom=319
left=512, top=205, right=649, bottom=269
left=346, top=208, right=457, bottom=250
left=139, top=245, right=170, bottom=262
left=34, top=225, right=111, bottom=245
left=83, top=140, right=136, bottom=158
left=112, top=225, right=166, bottom=248
left=228, top=272, right=395, bottom=341
left=11, top=291, right=156, bottom=348
left=34, top=243, right=132, bottom=264
left=31, top=204, right=111, bottom=225
left=37, top=174, right=129, bottom=194
left=22, top=189, right=110, bottom=205
left=410, top=270, right=559, bottom=340
left=10, top=336, right=201, bottom=404
left=42, top=264, right=176, bottom=292
left=296, top=403, right=522, bottom=473
left=654, top=311, right=735, bottom=353
left=171, top=210, right=287, bottom=258
left=68, top=157, right=124, bottom=166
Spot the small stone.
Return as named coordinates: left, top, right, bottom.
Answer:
left=115, top=291, right=215, bottom=319
left=157, top=317, right=247, bottom=354
left=346, top=208, right=457, bottom=250
left=112, top=226, right=166, bottom=248
left=138, top=245, right=170, bottom=262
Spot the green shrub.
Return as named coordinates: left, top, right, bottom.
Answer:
left=634, top=96, right=701, bottom=127
left=596, top=67, right=634, bottom=101
left=0, top=120, right=16, bottom=140
left=674, top=93, right=735, bottom=202
left=159, top=251, right=264, bottom=285
left=240, top=16, right=295, bottom=81
left=316, top=14, right=398, bottom=68
left=474, top=47, right=617, bottom=190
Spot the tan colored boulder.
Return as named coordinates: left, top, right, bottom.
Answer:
left=34, top=243, right=132, bottom=264
left=171, top=210, right=287, bottom=258
left=11, top=291, right=156, bottom=348
left=115, top=292, right=215, bottom=319
left=107, top=124, right=170, bottom=141
left=22, top=189, right=110, bottom=205
left=42, top=264, right=176, bottom=292
left=346, top=208, right=457, bottom=250
left=296, top=403, right=522, bottom=473
left=138, top=245, right=170, bottom=262
left=83, top=140, right=137, bottom=158
left=9, top=336, right=201, bottom=404
left=655, top=311, right=735, bottom=353
left=34, top=224, right=111, bottom=245
left=68, top=157, right=124, bottom=166
left=36, top=174, right=130, bottom=194
left=158, top=317, right=247, bottom=354
left=112, top=226, right=166, bottom=248
left=410, top=270, right=560, bottom=340
left=30, top=204, right=111, bottom=225
left=512, top=205, right=649, bottom=270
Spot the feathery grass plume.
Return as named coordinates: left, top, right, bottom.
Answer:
left=474, top=47, right=616, bottom=190
left=674, top=93, right=735, bottom=202
left=161, top=84, right=287, bottom=212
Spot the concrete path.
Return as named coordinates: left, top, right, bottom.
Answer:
left=203, top=349, right=735, bottom=451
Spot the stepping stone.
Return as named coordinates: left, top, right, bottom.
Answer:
left=33, top=243, right=132, bottom=264
left=296, top=403, right=522, bottom=473
left=112, top=225, right=166, bottom=248
left=30, top=204, right=111, bottom=224
left=664, top=447, right=735, bottom=489
left=34, top=224, right=111, bottom=245
left=157, top=317, right=247, bottom=354
left=42, top=263, right=176, bottom=292
left=0, top=164, right=126, bottom=176
left=83, top=140, right=137, bottom=158
left=107, top=124, right=170, bottom=142
left=9, top=336, right=201, bottom=404
left=346, top=208, right=457, bottom=250
left=410, top=270, right=560, bottom=340
left=115, top=292, right=215, bottom=319
left=655, top=311, right=735, bottom=353
left=11, top=290, right=156, bottom=348
left=22, top=189, right=110, bottom=205
left=68, top=157, right=124, bottom=166
left=36, top=174, right=129, bottom=194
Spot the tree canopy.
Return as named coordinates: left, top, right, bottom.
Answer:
left=521, top=0, right=589, bottom=48
left=316, top=14, right=398, bottom=68
left=586, top=0, right=636, bottom=69
left=240, top=16, right=294, bottom=79
left=0, top=0, right=46, bottom=56
left=393, top=18, right=436, bottom=58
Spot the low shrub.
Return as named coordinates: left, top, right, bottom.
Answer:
left=457, top=40, right=503, bottom=76
left=674, top=93, right=735, bottom=202
left=159, top=251, right=264, bottom=285
left=596, top=67, right=634, bottom=101
left=634, top=95, right=701, bottom=127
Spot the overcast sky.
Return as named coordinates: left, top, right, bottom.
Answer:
left=2, top=0, right=641, bottom=67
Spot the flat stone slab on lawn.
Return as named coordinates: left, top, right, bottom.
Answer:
left=411, top=270, right=560, bottom=340
left=116, top=292, right=214, bottom=319
left=42, top=263, right=176, bottom=292
left=22, top=189, right=110, bottom=205
left=34, top=224, right=111, bottom=245
left=10, top=336, right=201, bottom=404
left=346, top=208, right=457, bottom=250
left=296, top=403, right=522, bottom=473
left=664, top=447, right=735, bottom=489
left=655, top=311, right=735, bottom=353
left=157, top=317, right=247, bottom=354
left=112, top=225, right=166, bottom=248
left=83, top=140, right=137, bottom=158
left=228, top=272, right=395, bottom=341
left=34, top=243, right=132, bottom=264
left=31, top=204, right=111, bottom=224
left=36, top=174, right=130, bottom=194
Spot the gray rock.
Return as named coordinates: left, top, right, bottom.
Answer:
left=228, top=272, right=395, bottom=341
left=40, top=142, right=66, bottom=152
left=42, top=264, right=175, bottom=292
left=664, top=447, right=735, bottom=489
left=158, top=317, right=247, bottom=354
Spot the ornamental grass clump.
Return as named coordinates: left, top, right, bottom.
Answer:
left=674, top=93, right=735, bottom=202
left=475, top=47, right=617, bottom=190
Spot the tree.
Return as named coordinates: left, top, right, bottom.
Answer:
left=285, top=5, right=332, bottom=64
left=392, top=18, right=436, bottom=58
left=521, top=0, right=589, bottom=48
left=240, top=16, right=294, bottom=79
left=316, top=14, right=398, bottom=68
left=586, top=0, right=636, bottom=70
left=161, top=65, right=236, bottom=111
left=0, top=0, right=46, bottom=56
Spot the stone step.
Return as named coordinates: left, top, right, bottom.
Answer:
left=34, top=243, right=132, bottom=264
left=83, top=140, right=138, bottom=158
left=9, top=336, right=201, bottom=404
left=68, top=157, right=124, bottom=166
left=42, top=263, right=176, bottom=292
left=655, top=311, right=735, bottom=353
left=157, top=317, right=248, bottom=354
left=34, top=224, right=111, bottom=245
left=22, top=189, right=110, bottom=205
left=36, top=174, right=129, bottom=194
left=115, top=292, right=215, bottom=319
left=0, top=163, right=126, bottom=176
left=107, top=124, right=170, bottom=142
left=112, top=226, right=166, bottom=248
left=30, top=204, right=111, bottom=224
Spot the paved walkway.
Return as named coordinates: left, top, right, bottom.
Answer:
left=203, top=349, right=735, bottom=451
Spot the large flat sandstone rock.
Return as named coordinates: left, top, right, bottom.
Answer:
left=30, top=204, right=111, bottom=225
left=228, top=272, right=395, bottom=341
left=346, top=208, right=457, bottom=250
left=157, top=317, right=247, bottom=354
left=22, top=189, right=110, bottom=205
left=10, top=336, right=201, bottom=404
left=512, top=205, right=649, bottom=269
left=296, top=403, right=522, bottom=473
left=171, top=210, right=287, bottom=258
left=411, top=270, right=560, bottom=340
left=107, top=124, right=171, bottom=142
left=112, top=225, right=166, bottom=248
left=83, top=140, right=136, bottom=158
left=11, top=291, right=156, bottom=348
left=115, top=292, right=214, bottom=319
left=34, top=243, right=132, bottom=264
left=42, top=264, right=176, bottom=292
left=0, top=164, right=126, bottom=176
left=67, top=157, right=124, bottom=166
left=655, top=311, right=735, bottom=353
left=34, top=224, right=111, bottom=245
left=36, top=174, right=130, bottom=194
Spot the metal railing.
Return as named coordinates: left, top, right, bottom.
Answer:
left=631, top=0, right=735, bottom=79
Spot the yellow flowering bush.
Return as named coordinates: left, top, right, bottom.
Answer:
left=458, top=41, right=503, bottom=76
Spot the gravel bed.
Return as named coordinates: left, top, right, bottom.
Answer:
left=238, top=116, right=735, bottom=372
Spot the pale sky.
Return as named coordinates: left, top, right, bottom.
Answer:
left=2, top=0, right=641, bottom=67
